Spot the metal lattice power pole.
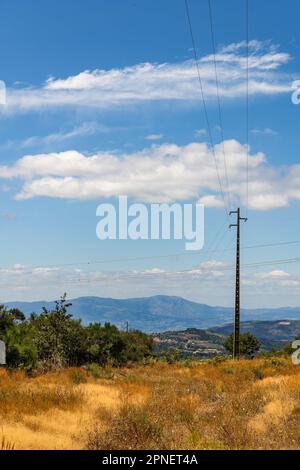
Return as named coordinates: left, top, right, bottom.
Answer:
left=229, top=208, right=248, bottom=359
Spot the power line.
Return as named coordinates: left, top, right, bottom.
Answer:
left=184, top=0, right=229, bottom=215
left=207, top=0, right=231, bottom=210
left=216, top=256, right=300, bottom=271
left=245, top=0, right=250, bottom=214
left=199, top=215, right=229, bottom=265
left=242, top=257, right=300, bottom=269
left=1, top=239, right=300, bottom=271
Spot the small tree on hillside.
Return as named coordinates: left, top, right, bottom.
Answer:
left=31, top=294, right=85, bottom=368
left=224, top=332, right=260, bottom=358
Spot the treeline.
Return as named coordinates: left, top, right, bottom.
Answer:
left=0, top=295, right=153, bottom=370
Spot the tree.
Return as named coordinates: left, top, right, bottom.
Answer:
left=224, top=332, right=260, bottom=358
left=85, top=322, right=124, bottom=365
left=0, top=305, right=36, bottom=369
left=122, top=330, right=153, bottom=363
left=31, top=294, right=85, bottom=368
left=5, top=322, right=37, bottom=370
left=0, top=305, right=25, bottom=338
left=84, top=323, right=153, bottom=366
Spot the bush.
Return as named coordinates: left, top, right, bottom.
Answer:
left=224, top=332, right=260, bottom=358
left=252, top=367, right=264, bottom=380
left=87, top=402, right=164, bottom=450
left=86, top=363, right=100, bottom=379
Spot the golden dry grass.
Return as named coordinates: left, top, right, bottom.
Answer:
left=0, top=358, right=299, bottom=450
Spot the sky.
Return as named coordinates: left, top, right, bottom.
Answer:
left=1, top=0, right=300, bottom=307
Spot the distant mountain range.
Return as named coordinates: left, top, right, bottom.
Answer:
left=5, top=295, right=300, bottom=333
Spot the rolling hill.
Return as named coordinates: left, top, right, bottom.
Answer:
left=154, top=320, right=300, bottom=357
left=153, top=328, right=226, bottom=357
left=212, top=320, right=300, bottom=349
left=4, top=295, right=300, bottom=333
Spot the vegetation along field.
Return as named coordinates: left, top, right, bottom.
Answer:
left=0, top=358, right=299, bottom=450
left=0, top=296, right=300, bottom=450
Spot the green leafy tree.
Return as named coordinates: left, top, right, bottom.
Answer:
left=31, top=294, right=85, bottom=368
left=122, top=330, right=153, bottom=363
left=0, top=305, right=36, bottom=369
left=85, top=322, right=128, bottom=366
left=224, top=332, right=261, bottom=358
left=5, top=323, right=37, bottom=370
left=0, top=305, right=25, bottom=337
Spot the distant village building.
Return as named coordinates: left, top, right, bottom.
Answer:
left=0, top=340, right=6, bottom=365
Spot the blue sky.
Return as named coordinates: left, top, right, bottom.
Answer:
left=0, top=0, right=300, bottom=307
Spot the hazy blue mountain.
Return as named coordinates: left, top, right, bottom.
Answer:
left=4, top=295, right=300, bottom=332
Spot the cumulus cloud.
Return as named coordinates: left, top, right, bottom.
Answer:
left=0, top=138, right=299, bottom=210
left=242, top=269, right=300, bottom=292
left=256, top=270, right=290, bottom=279
left=3, top=40, right=292, bottom=113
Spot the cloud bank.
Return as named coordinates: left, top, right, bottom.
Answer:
left=4, top=41, right=292, bottom=113
left=1, top=261, right=300, bottom=307
left=0, top=138, right=299, bottom=210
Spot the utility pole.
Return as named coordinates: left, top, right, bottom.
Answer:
left=229, top=208, right=248, bottom=359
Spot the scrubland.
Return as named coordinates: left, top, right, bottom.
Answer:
left=0, top=358, right=299, bottom=450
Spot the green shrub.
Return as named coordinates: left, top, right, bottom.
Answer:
left=86, top=363, right=101, bottom=379
left=252, top=367, right=264, bottom=380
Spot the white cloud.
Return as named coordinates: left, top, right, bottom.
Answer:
left=0, top=138, right=300, bottom=210
left=198, top=195, right=224, bottom=209
left=241, top=269, right=300, bottom=294
left=2, top=40, right=292, bottom=113
left=21, top=122, right=110, bottom=148
left=146, top=134, right=163, bottom=141
left=268, top=270, right=290, bottom=277
left=251, top=128, right=278, bottom=136
left=194, top=129, right=207, bottom=138
left=257, top=270, right=290, bottom=279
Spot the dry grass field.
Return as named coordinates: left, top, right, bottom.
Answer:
left=0, top=358, right=299, bottom=450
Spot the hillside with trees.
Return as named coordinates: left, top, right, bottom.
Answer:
left=0, top=295, right=153, bottom=371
